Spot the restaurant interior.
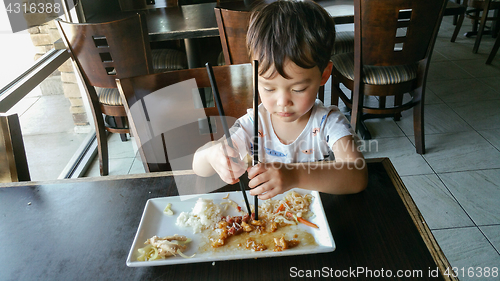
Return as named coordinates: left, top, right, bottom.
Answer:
left=1, top=0, right=500, bottom=279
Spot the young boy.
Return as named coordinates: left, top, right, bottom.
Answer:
left=193, top=0, right=367, bottom=199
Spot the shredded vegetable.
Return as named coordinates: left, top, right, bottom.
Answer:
left=163, top=203, right=174, bottom=216
left=137, top=235, right=194, bottom=261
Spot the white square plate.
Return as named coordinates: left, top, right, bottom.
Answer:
left=126, top=188, right=335, bottom=267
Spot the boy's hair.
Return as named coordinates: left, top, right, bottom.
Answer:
left=247, top=0, right=335, bottom=79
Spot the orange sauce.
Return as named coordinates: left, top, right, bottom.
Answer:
left=198, top=225, right=317, bottom=254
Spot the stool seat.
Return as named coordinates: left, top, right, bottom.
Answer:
left=331, top=53, right=418, bottom=85
left=332, top=31, right=355, bottom=55
left=152, top=49, right=188, bottom=72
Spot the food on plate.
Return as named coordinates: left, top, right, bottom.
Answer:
left=260, top=190, right=315, bottom=228
left=273, top=235, right=300, bottom=252
left=137, top=234, right=194, bottom=261
left=163, top=203, right=174, bottom=215
left=176, top=198, right=222, bottom=234
left=210, top=191, right=316, bottom=251
left=138, top=190, right=318, bottom=262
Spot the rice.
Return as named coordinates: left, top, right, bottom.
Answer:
left=176, top=198, right=222, bottom=234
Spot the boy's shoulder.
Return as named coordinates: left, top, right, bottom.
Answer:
left=311, top=100, right=345, bottom=127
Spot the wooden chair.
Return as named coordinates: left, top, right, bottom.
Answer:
left=0, top=114, right=30, bottom=183
left=117, top=63, right=253, bottom=172
left=462, top=0, right=500, bottom=53
left=446, top=1, right=467, bottom=42
left=331, top=0, right=448, bottom=154
left=215, top=7, right=252, bottom=65
left=56, top=14, right=187, bottom=176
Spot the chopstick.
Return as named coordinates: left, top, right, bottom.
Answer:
left=252, top=60, right=259, bottom=221
left=205, top=62, right=252, bottom=218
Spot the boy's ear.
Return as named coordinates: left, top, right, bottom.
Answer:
left=320, top=61, right=333, bottom=86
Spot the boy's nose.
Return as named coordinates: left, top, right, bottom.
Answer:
left=276, top=91, right=292, bottom=108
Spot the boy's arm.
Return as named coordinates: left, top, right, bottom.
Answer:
left=295, top=134, right=367, bottom=194
left=247, top=135, right=367, bottom=199
left=192, top=140, right=247, bottom=184
left=192, top=141, right=217, bottom=177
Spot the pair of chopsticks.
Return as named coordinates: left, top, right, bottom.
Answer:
left=206, top=61, right=259, bottom=220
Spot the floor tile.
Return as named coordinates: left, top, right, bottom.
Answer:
left=363, top=118, right=405, bottom=139
left=455, top=59, right=500, bottom=78
left=397, top=103, right=473, bottom=136
left=427, top=78, right=499, bottom=103
left=479, top=129, right=500, bottom=151
left=107, top=133, right=135, bottom=160
left=402, top=174, right=474, bottom=229
left=439, top=170, right=500, bottom=226
left=430, top=49, right=448, bottom=62
left=6, top=96, right=40, bottom=117
left=420, top=131, right=500, bottom=173
left=434, top=41, right=481, bottom=61
left=84, top=157, right=135, bottom=178
left=129, top=155, right=146, bottom=174
left=432, top=227, right=500, bottom=281
left=23, top=132, right=88, bottom=181
left=449, top=100, right=500, bottom=131
left=479, top=225, right=500, bottom=254
left=427, top=61, right=474, bottom=82
left=18, top=95, right=75, bottom=135
left=476, top=77, right=500, bottom=92
left=360, top=136, right=434, bottom=176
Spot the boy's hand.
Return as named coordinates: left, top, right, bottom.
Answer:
left=207, top=141, right=247, bottom=184
left=247, top=163, right=297, bottom=200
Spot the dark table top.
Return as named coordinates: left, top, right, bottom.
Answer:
left=0, top=158, right=456, bottom=280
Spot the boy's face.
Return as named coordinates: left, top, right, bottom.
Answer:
left=257, top=59, right=332, bottom=124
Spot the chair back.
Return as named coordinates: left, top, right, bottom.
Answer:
left=117, top=63, right=253, bottom=172
left=215, top=7, right=252, bottom=65
left=0, top=114, right=30, bottom=183
left=56, top=14, right=154, bottom=90
left=356, top=0, right=447, bottom=66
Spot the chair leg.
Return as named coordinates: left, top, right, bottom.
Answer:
left=357, top=119, right=372, bottom=140
left=413, top=96, right=425, bottom=154
left=350, top=86, right=364, bottom=137
left=473, top=0, right=492, bottom=53
left=114, top=116, right=128, bottom=142
left=486, top=31, right=500, bottom=64
left=94, top=114, right=109, bottom=176
left=451, top=12, right=465, bottom=42
left=393, top=95, right=403, bottom=121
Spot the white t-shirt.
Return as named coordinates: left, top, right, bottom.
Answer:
left=231, top=100, right=357, bottom=163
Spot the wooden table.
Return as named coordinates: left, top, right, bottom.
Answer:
left=0, top=158, right=456, bottom=280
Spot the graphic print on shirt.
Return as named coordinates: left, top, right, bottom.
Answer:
left=312, top=127, right=320, bottom=136
left=258, top=130, right=265, bottom=137
left=265, top=147, right=287, bottom=157
left=301, top=149, right=314, bottom=154
left=319, top=114, right=327, bottom=128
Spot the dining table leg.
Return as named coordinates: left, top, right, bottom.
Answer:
left=184, top=38, right=201, bottom=69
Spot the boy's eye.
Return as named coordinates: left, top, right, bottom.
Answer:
left=292, top=87, right=307, bottom=93
left=263, top=88, right=275, bottom=92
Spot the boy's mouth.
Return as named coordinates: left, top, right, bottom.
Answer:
left=277, top=112, right=293, bottom=117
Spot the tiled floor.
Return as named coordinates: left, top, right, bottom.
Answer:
left=13, top=15, right=500, bottom=280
